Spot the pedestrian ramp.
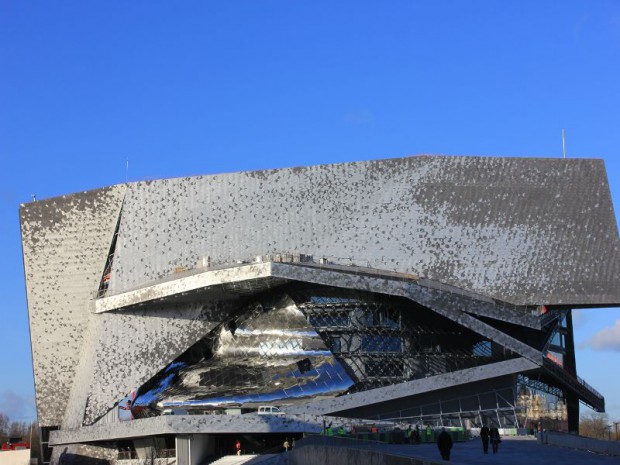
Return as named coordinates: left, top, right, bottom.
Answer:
left=207, top=453, right=284, bottom=465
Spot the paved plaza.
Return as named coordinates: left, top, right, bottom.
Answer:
left=384, top=436, right=620, bottom=465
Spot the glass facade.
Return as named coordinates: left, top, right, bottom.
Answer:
left=290, top=287, right=517, bottom=392
left=517, top=375, right=569, bottom=432
left=544, top=314, right=568, bottom=368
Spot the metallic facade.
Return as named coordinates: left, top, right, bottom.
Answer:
left=108, top=156, right=620, bottom=305
left=19, top=155, right=620, bottom=464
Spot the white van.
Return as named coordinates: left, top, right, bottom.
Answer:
left=257, top=406, right=284, bottom=415
left=162, top=408, right=189, bottom=415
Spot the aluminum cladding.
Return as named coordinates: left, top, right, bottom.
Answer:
left=20, top=185, right=126, bottom=427
left=62, top=300, right=233, bottom=429
left=19, top=155, right=620, bottom=431
left=109, top=156, right=619, bottom=305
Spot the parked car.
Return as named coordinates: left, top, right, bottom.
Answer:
left=257, top=406, right=284, bottom=415
left=162, top=408, right=189, bottom=415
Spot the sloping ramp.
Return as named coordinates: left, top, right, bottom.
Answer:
left=208, top=453, right=283, bottom=465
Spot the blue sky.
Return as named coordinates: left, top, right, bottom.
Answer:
left=1, top=1, right=619, bottom=423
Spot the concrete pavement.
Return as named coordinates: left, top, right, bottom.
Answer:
left=384, top=436, right=620, bottom=465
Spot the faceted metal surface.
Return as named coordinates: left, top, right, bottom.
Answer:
left=125, top=286, right=520, bottom=417
left=107, top=157, right=620, bottom=306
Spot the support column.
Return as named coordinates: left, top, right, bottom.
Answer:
left=564, top=311, right=580, bottom=433
left=176, top=435, right=190, bottom=465
left=189, top=435, right=215, bottom=465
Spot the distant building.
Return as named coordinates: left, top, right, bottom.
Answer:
left=20, top=156, right=620, bottom=464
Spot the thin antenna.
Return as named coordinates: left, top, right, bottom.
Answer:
left=125, top=158, right=129, bottom=183
left=562, top=128, right=567, bottom=159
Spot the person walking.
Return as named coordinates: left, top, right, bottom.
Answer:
left=480, top=424, right=490, bottom=454
left=437, top=428, right=453, bottom=461
left=283, top=438, right=290, bottom=452
left=235, top=440, right=241, bottom=456
left=490, top=426, right=501, bottom=454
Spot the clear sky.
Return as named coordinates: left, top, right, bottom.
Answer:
left=1, top=1, right=619, bottom=424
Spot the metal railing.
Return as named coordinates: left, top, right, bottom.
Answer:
left=542, top=358, right=604, bottom=412
left=117, top=448, right=175, bottom=460
left=93, top=252, right=537, bottom=317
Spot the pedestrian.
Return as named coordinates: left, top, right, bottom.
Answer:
left=426, top=424, right=433, bottom=443
left=283, top=438, right=290, bottom=452
left=490, top=426, right=501, bottom=454
left=235, top=440, right=241, bottom=456
left=437, top=428, right=453, bottom=461
left=480, top=424, right=490, bottom=454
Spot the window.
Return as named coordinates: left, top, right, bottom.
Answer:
left=546, top=351, right=564, bottom=367
left=361, top=336, right=402, bottom=352
left=473, top=341, right=492, bottom=357
left=330, top=336, right=341, bottom=353
left=365, top=360, right=404, bottom=377
left=549, top=332, right=565, bottom=349
left=309, top=313, right=349, bottom=328
left=365, top=308, right=400, bottom=329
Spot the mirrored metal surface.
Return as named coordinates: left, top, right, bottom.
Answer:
left=123, top=286, right=518, bottom=419
left=129, top=294, right=353, bottom=417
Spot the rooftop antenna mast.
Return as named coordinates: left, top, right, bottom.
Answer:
left=125, top=158, right=129, bottom=183
left=562, top=128, right=567, bottom=159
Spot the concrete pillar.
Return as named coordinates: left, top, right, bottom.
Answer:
left=189, top=434, right=215, bottom=465
left=176, top=435, right=190, bottom=465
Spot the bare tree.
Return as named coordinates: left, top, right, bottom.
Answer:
left=0, top=414, right=42, bottom=463
left=9, top=421, right=29, bottom=439
left=580, top=412, right=610, bottom=440
left=0, top=413, right=9, bottom=439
